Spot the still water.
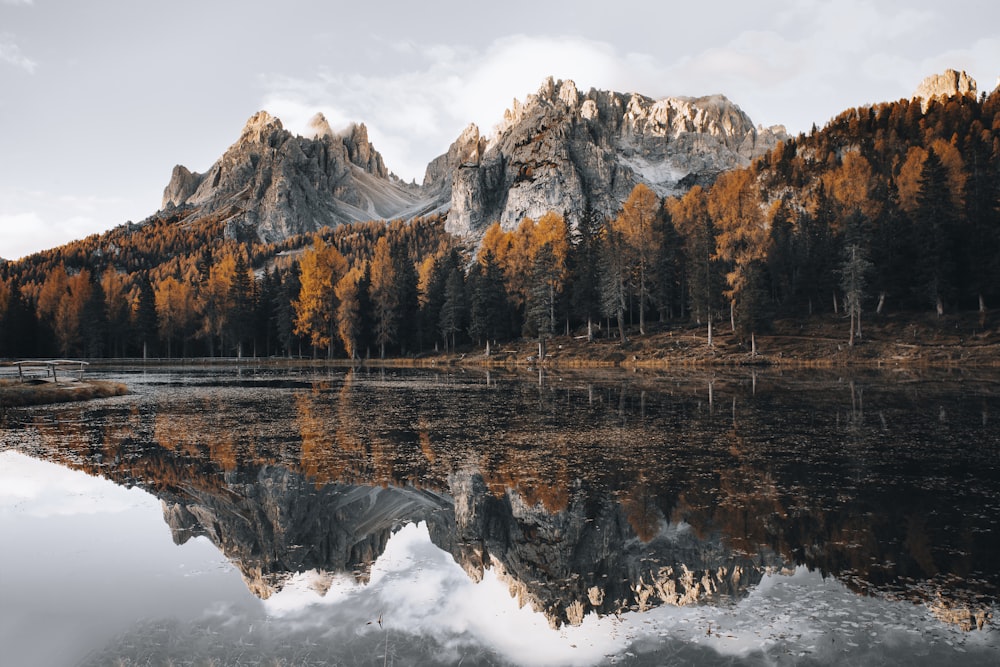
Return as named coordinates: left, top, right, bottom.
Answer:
left=1, top=365, right=999, bottom=665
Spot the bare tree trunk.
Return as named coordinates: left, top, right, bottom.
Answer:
left=587, top=317, right=593, bottom=343
left=833, top=292, right=839, bottom=315
left=936, top=297, right=944, bottom=317
left=751, top=332, right=757, bottom=357
left=639, top=283, right=646, bottom=336
left=730, top=301, right=735, bottom=332
left=876, top=291, right=885, bottom=315
left=707, top=315, right=713, bottom=348
left=979, top=293, right=986, bottom=313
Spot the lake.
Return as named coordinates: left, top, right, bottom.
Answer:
left=2, top=364, right=999, bottom=665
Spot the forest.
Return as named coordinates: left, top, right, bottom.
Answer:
left=1, top=88, right=999, bottom=360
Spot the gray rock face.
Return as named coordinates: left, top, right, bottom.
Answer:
left=913, top=69, right=977, bottom=111
left=160, top=111, right=428, bottom=244
left=162, top=465, right=454, bottom=597
left=422, top=123, right=485, bottom=195
left=445, top=468, right=777, bottom=628
left=158, top=462, right=777, bottom=625
left=161, top=165, right=204, bottom=209
left=443, top=77, right=787, bottom=237
left=157, top=79, right=786, bottom=244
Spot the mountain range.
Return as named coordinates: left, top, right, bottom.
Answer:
left=160, top=76, right=791, bottom=244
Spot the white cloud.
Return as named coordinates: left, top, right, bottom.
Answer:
left=259, top=34, right=679, bottom=183
left=0, top=35, right=37, bottom=73
left=259, top=16, right=998, bottom=185
left=0, top=188, right=125, bottom=260
left=0, top=451, right=155, bottom=518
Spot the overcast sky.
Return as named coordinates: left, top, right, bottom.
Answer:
left=2, top=0, right=998, bottom=260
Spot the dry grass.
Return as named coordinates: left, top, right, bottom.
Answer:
left=0, top=379, right=128, bottom=407
left=357, top=311, right=1000, bottom=370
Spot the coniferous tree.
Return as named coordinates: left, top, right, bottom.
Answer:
left=569, top=208, right=603, bottom=341
left=439, top=266, right=466, bottom=353
left=275, top=265, right=301, bottom=357
left=255, top=267, right=280, bottom=357
left=614, top=184, right=663, bottom=335
left=0, top=279, right=39, bottom=357
left=711, top=169, right=771, bottom=338
left=133, top=273, right=159, bottom=359
left=652, top=208, right=681, bottom=321
left=767, top=199, right=796, bottom=310
left=798, top=183, right=838, bottom=315
left=839, top=212, right=874, bottom=345
left=294, top=239, right=348, bottom=358
left=468, top=251, right=510, bottom=348
left=82, top=275, right=108, bottom=358
left=155, top=276, right=196, bottom=358
left=102, top=269, right=132, bottom=358
left=370, top=236, right=400, bottom=359
left=393, top=245, right=419, bottom=355
left=524, top=243, right=557, bottom=340
left=335, top=265, right=365, bottom=359
left=912, top=148, right=958, bottom=315
left=599, top=222, right=628, bottom=343
left=225, top=251, right=254, bottom=357
left=668, top=185, right=724, bottom=344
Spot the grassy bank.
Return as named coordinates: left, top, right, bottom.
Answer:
left=368, top=311, right=1000, bottom=370
left=0, top=379, right=128, bottom=408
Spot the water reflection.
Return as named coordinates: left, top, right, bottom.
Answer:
left=4, top=366, right=1000, bottom=657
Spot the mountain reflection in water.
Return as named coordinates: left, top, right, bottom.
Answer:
left=3, top=365, right=1000, bottom=664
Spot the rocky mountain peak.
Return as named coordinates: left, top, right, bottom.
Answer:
left=446, top=76, right=787, bottom=237
left=159, top=78, right=789, bottom=245
left=159, top=109, right=428, bottom=243
left=913, top=69, right=977, bottom=111
left=343, top=122, right=388, bottom=178
left=239, top=110, right=285, bottom=143
left=306, top=112, right=335, bottom=140
left=422, top=123, right=484, bottom=192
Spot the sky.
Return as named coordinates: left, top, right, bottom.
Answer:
left=2, top=0, right=999, bottom=261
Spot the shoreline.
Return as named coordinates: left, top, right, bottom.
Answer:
left=6, top=313, right=998, bottom=376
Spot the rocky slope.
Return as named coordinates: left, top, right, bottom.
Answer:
left=157, top=70, right=990, bottom=245
left=158, top=462, right=778, bottom=626
left=161, top=466, right=454, bottom=597
left=913, top=69, right=977, bottom=112
left=158, top=79, right=786, bottom=244
left=161, top=111, right=435, bottom=244
left=442, top=77, right=787, bottom=236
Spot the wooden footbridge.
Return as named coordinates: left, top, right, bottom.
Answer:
left=8, top=360, right=89, bottom=384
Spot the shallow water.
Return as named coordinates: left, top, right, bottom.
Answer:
left=2, top=364, right=999, bottom=665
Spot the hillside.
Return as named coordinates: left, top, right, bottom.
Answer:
left=1, top=70, right=998, bottom=365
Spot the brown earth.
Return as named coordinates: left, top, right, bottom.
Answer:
left=415, top=311, right=1000, bottom=370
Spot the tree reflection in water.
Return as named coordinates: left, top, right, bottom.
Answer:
left=9, top=366, right=1000, bottom=633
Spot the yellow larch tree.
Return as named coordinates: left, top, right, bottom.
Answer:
left=611, top=183, right=662, bottom=335
left=294, top=237, right=349, bottom=358
left=334, top=263, right=366, bottom=359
